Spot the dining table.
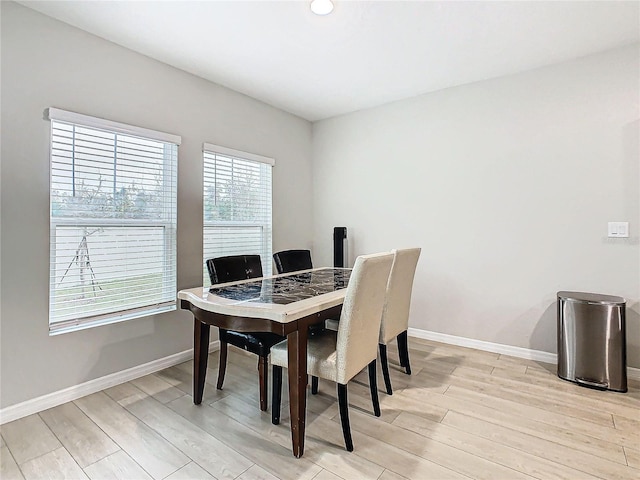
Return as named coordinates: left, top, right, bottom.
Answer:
left=177, top=267, right=351, bottom=458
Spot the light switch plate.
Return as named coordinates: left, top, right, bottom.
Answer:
left=608, top=222, right=629, bottom=238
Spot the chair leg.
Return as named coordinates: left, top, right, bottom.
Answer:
left=258, top=355, right=268, bottom=411
left=311, top=376, right=319, bottom=394
left=193, top=320, right=210, bottom=405
left=216, top=340, right=228, bottom=390
left=397, top=332, right=406, bottom=367
left=337, top=384, right=354, bottom=452
left=397, top=331, right=411, bottom=375
left=379, top=344, right=393, bottom=395
left=272, top=365, right=282, bottom=425
left=367, top=360, right=381, bottom=417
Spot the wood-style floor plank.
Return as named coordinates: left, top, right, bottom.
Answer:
left=236, top=464, right=281, bottom=480
left=440, top=382, right=636, bottom=448
left=168, top=394, right=323, bottom=480
left=83, top=450, right=153, bottom=480
left=343, top=407, right=534, bottom=479
left=522, top=366, right=640, bottom=408
left=39, top=402, right=120, bottom=468
left=1, top=445, right=25, bottom=480
left=275, top=395, right=467, bottom=480
left=442, top=385, right=627, bottom=463
left=432, top=367, right=617, bottom=428
left=154, top=364, right=233, bottom=405
left=130, top=374, right=185, bottom=404
left=415, top=352, right=501, bottom=374
left=441, top=410, right=634, bottom=480
left=213, top=392, right=386, bottom=480
left=1, top=414, right=61, bottom=465
left=624, top=447, right=640, bottom=470
left=164, top=462, right=216, bottom=480
left=173, top=356, right=251, bottom=404
left=378, top=469, right=410, bottom=480
left=74, top=392, right=190, bottom=480
left=1, top=339, right=637, bottom=480
left=119, top=389, right=254, bottom=480
left=19, top=447, right=88, bottom=480
left=337, top=424, right=468, bottom=480
left=392, top=411, right=602, bottom=480
left=310, top=469, right=344, bottom=480
left=453, top=362, right=639, bottom=421
left=102, top=381, right=144, bottom=403
left=613, top=414, right=640, bottom=439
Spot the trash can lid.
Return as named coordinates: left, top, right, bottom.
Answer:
left=557, top=291, right=626, bottom=305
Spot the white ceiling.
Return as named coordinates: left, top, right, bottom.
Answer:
left=18, top=1, right=640, bottom=122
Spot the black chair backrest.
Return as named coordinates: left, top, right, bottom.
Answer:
left=207, top=255, right=263, bottom=285
left=273, top=249, right=313, bottom=274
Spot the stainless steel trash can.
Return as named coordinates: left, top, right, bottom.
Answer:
left=557, top=291, right=627, bottom=393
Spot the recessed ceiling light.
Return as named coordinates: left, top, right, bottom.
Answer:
left=310, top=0, right=334, bottom=16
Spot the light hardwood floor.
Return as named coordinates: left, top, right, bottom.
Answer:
left=1, top=338, right=638, bottom=479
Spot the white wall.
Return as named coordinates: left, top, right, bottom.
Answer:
left=312, top=44, right=640, bottom=367
left=2, top=2, right=638, bottom=412
left=0, top=2, right=313, bottom=408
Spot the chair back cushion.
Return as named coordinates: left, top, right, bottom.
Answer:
left=206, top=254, right=263, bottom=284
left=273, top=249, right=313, bottom=274
left=336, top=252, right=394, bottom=384
left=379, top=248, right=421, bottom=344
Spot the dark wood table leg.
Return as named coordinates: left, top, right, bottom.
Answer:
left=287, top=325, right=308, bottom=458
left=193, top=319, right=210, bottom=405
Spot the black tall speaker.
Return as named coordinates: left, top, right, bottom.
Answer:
left=333, top=227, right=348, bottom=267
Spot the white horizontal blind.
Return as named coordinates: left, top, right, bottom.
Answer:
left=203, top=145, right=273, bottom=285
left=48, top=110, right=179, bottom=333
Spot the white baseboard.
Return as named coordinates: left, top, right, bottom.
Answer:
left=407, top=328, right=640, bottom=381
left=407, top=328, right=557, bottom=363
left=0, top=341, right=220, bottom=425
left=3, top=330, right=639, bottom=425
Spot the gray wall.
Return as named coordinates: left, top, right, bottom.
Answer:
left=312, top=44, right=640, bottom=367
left=0, top=2, right=313, bottom=408
left=2, top=1, right=639, bottom=411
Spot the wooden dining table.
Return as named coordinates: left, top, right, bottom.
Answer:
left=177, top=267, right=351, bottom=458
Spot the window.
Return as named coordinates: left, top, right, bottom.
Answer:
left=48, top=108, right=180, bottom=334
left=203, top=143, right=273, bottom=285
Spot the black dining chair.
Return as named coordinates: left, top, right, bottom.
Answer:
left=273, top=249, right=327, bottom=393
left=273, top=249, right=313, bottom=274
left=206, top=254, right=284, bottom=411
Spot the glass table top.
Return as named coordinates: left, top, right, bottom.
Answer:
left=209, top=268, right=351, bottom=305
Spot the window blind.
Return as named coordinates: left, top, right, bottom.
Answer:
left=48, top=109, right=180, bottom=334
left=203, top=144, right=274, bottom=285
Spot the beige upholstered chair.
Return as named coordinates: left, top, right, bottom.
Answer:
left=270, top=251, right=394, bottom=452
left=378, top=247, right=421, bottom=394
left=324, top=247, right=421, bottom=395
